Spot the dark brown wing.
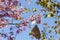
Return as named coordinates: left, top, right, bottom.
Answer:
left=30, top=25, right=41, bottom=39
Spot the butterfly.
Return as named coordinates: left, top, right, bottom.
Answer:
left=29, top=25, right=41, bottom=40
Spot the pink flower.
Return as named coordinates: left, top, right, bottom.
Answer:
left=29, top=15, right=36, bottom=22
left=36, top=13, right=41, bottom=24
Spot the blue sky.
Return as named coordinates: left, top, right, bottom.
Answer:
left=0, top=0, right=60, bottom=40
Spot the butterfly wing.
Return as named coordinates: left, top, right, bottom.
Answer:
left=29, top=25, right=41, bottom=39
